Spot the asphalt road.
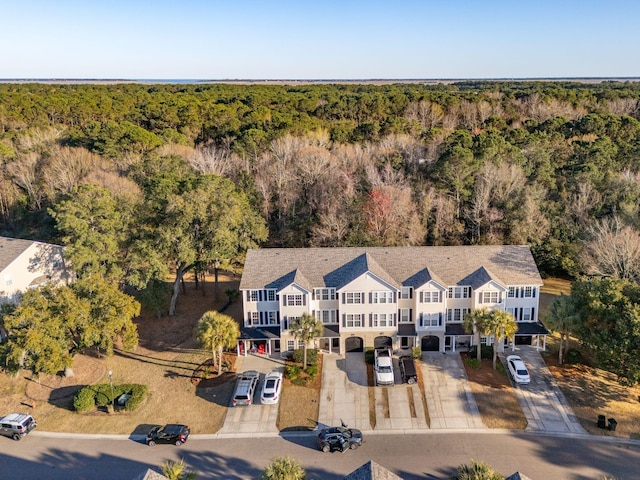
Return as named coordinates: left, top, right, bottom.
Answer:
left=2, top=431, right=639, bottom=479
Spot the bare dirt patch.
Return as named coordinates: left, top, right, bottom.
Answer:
left=0, top=273, right=243, bottom=434
left=462, top=354, right=527, bottom=429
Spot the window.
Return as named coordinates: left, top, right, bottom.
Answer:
left=508, top=287, right=516, bottom=298
left=344, top=314, right=363, bottom=327
left=315, top=310, right=337, bottom=324
left=448, top=286, right=470, bottom=299
left=421, top=291, right=442, bottom=303
left=480, top=291, right=500, bottom=303
left=372, top=313, right=395, bottom=328
left=287, top=340, right=295, bottom=351
left=522, top=308, right=532, bottom=321
left=344, top=292, right=364, bottom=304
left=266, top=290, right=276, bottom=302
left=399, top=308, right=411, bottom=323
left=371, top=291, right=394, bottom=304
left=4, top=275, right=12, bottom=287
left=314, top=288, right=336, bottom=300
left=446, top=308, right=470, bottom=322
left=421, top=313, right=440, bottom=327
left=523, top=287, right=533, bottom=297
left=249, top=290, right=259, bottom=302
left=298, top=340, right=305, bottom=349
left=249, top=312, right=259, bottom=324
left=266, top=311, right=278, bottom=325
left=287, top=316, right=300, bottom=329
left=505, top=307, right=515, bottom=318
left=400, top=287, right=413, bottom=299
left=285, top=294, right=303, bottom=306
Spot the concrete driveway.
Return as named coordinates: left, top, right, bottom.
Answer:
left=503, top=347, right=586, bottom=434
left=317, top=352, right=370, bottom=431
left=218, top=354, right=285, bottom=435
left=419, top=352, right=485, bottom=429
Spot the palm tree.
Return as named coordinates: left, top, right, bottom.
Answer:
left=454, top=459, right=504, bottom=480
left=195, top=311, right=240, bottom=375
left=486, top=310, right=518, bottom=370
left=289, top=313, right=323, bottom=368
left=544, top=294, right=581, bottom=365
left=161, top=459, right=197, bottom=480
left=463, top=308, right=492, bottom=361
left=261, top=456, right=306, bottom=480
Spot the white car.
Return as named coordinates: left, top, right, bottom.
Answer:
left=507, top=355, right=530, bottom=384
left=374, top=348, right=395, bottom=386
left=260, top=370, right=283, bottom=404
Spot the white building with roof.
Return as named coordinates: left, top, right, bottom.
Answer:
left=238, top=246, right=546, bottom=356
left=0, top=236, right=72, bottom=304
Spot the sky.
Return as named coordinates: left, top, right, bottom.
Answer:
left=1, top=0, right=639, bottom=80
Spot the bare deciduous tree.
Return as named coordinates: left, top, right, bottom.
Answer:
left=581, top=216, right=640, bottom=281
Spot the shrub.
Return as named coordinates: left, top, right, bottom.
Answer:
left=305, top=364, right=318, bottom=379
left=465, top=357, right=481, bottom=370
left=73, top=387, right=97, bottom=412
left=73, top=383, right=147, bottom=412
left=411, top=346, right=422, bottom=359
left=124, top=384, right=148, bottom=411
left=469, top=345, right=493, bottom=360
left=285, top=364, right=301, bottom=380
left=565, top=348, right=583, bottom=364
left=292, top=348, right=317, bottom=366
left=364, top=348, right=375, bottom=364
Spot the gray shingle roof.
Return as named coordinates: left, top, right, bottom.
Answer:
left=343, top=460, right=403, bottom=480
left=240, top=246, right=542, bottom=291
left=0, top=237, right=37, bottom=272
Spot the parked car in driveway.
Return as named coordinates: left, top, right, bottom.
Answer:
left=374, top=347, right=394, bottom=386
left=260, top=370, right=283, bottom=405
left=317, top=421, right=363, bottom=452
left=0, top=413, right=37, bottom=441
left=146, top=424, right=190, bottom=446
left=507, top=355, right=530, bottom=384
left=232, top=370, right=260, bottom=406
left=399, top=356, right=418, bottom=384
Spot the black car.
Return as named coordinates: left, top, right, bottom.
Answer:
left=317, top=421, right=363, bottom=452
left=146, top=424, right=190, bottom=446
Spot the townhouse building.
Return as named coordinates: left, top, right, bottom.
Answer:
left=238, top=246, right=547, bottom=356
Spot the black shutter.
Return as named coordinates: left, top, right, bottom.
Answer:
left=531, top=308, right=535, bottom=321
left=282, top=296, right=287, bottom=307
left=246, top=291, right=250, bottom=301
left=369, top=313, right=373, bottom=327
left=369, top=292, right=373, bottom=304
left=342, top=293, right=346, bottom=304
left=410, top=288, right=413, bottom=299
left=342, top=314, right=346, bottom=327
left=533, top=287, right=536, bottom=298
left=410, top=309, right=413, bottom=322
left=312, top=290, right=316, bottom=300
left=303, top=295, right=306, bottom=306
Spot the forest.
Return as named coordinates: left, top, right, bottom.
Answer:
left=2, top=80, right=640, bottom=281
left=3, top=80, right=640, bottom=382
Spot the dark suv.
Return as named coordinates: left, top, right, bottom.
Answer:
left=146, top=424, right=190, bottom=446
left=317, top=421, right=363, bottom=452
left=0, top=413, right=37, bottom=441
left=399, top=356, right=418, bottom=384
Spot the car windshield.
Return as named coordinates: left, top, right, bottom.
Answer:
left=263, top=391, right=274, bottom=398
left=338, top=427, right=352, bottom=437
left=265, top=379, right=276, bottom=389
left=517, top=369, right=528, bottom=375
left=378, top=366, right=392, bottom=373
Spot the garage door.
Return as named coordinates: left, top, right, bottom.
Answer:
left=345, top=336, right=364, bottom=352
left=421, top=335, right=440, bottom=351
left=374, top=336, right=392, bottom=349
